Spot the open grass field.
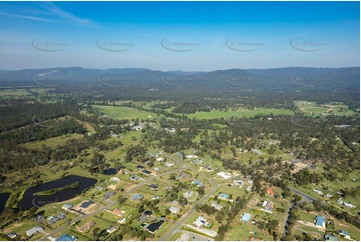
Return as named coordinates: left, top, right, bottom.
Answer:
left=224, top=206, right=273, bottom=241
left=92, top=105, right=158, bottom=120
left=295, top=101, right=357, bottom=116
left=22, top=133, right=84, bottom=150
left=298, top=210, right=316, bottom=223
left=186, top=108, right=294, bottom=120
left=0, top=89, right=32, bottom=98
left=215, top=185, right=248, bottom=200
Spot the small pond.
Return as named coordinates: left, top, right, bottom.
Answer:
left=18, top=175, right=97, bottom=210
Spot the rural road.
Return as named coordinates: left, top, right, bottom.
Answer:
left=159, top=174, right=220, bottom=241
left=159, top=153, right=220, bottom=241
left=287, top=186, right=316, bottom=202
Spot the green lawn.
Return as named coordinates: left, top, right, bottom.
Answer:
left=215, top=185, right=248, bottom=200
left=186, top=108, right=293, bottom=119
left=295, top=101, right=357, bottom=116
left=298, top=210, right=315, bottom=223
left=92, top=105, right=158, bottom=120
left=224, top=207, right=273, bottom=241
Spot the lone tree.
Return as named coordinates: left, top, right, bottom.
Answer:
left=197, top=186, right=205, bottom=196
left=118, top=195, right=127, bottom=205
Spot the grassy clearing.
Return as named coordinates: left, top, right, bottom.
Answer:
left=295, top=101, right=357, bottom=116
left=186, top=108, right=294, bottom=120
left=22, top=133, right=83, bottom=150
left=0, top=89, right=31, bottom=98
left=298, top=210, right=315, bottom=223
left=92, top=105, right=158, bottom=120
left=215, top=185, right=248, bottom=199
left=224, top=204, right=273, bottom=241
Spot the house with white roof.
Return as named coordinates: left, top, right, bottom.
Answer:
left=217, top=172, right=232, bottom=180
left=169, top=206, right=180, bottom=214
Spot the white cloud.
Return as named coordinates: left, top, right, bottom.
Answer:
left=0, top=2, right=99, bottom=28
left=0, top=11, right=53, bottom=22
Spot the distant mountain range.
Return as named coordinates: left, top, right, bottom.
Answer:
left=0, top=67, right=359, bottom=90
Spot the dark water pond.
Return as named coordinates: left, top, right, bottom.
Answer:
left=0, top=193, right=10, bottom=214
left=18, top=175, right=97, bottom=210
left=103, top=168, right=117, bottom=175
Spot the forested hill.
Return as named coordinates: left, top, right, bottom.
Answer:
left=0, top=67, right=359, bottom=90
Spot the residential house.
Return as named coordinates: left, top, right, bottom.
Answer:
left=164, top=128, right=176, bottom=133
left=186, top=155, right=198, bottom=159
left=142, top=170, right=151, bottom=175
left=336, top=198, right=343, bottom=205
left=233, top=179, right=244, bottom=187
left=266, top=188, right=274, bottom=196
left=217, top=172, right=232, bottom=180
left=130, top=175, right=140, bottom=181
left=110, top=177, right=120, bottom=182
left=148, top=184, right=159, bottom=190
left=192, top=180, right=202, bottom=186
left=34, top=215, right=44, bottom=223
left=241, top=213, right=251, bottom=222
left=262, top=201, right=274, bottom=213
left=137, top=165, right=145, bottom=170
left=146, top=220, right=164, bottom=234
left=203, top=166, right=213, bottom=172
left=183, top=191, right=193, bottom=199
left=58, top=212, right=66, bottom=220
left=251, top=149, right=263, bottom=155
left=102, top=191, right=116, bottom=200
left=192, top=159, right=204, bottom=165
left=176, top=151, right=184, bottom=156
left=211, top=202, right=223, bottom=211
left=62, top=204, right=73, bottom=210
left=193, top=216, right=211, bottom=228
left=131, top=194, right=143, bottom=201
left=219, top=193, right=230, bottom=199
left=106, top=226, right=117, bottom=234
left=26, top=226, right=44, bottom=237
left=7, top=233, right=17, bottom=239
left=325, top=234, right=338, bottom=241
left=79, top=200, right=95, bottom=210
left=112, top=209, right=125, bottom=217
left=77, top=220, right=95, bottom=233
left=165, top=162, right=174, bottom=168
left=313, top=189, right=323, bottom=196
left=47, top=216, right=58, bottom=224
left=315, top=216, right=326, bottom=228
left=343, top=202, right=356, bottom=209
left=118, top=218, right=126, bottom=224
left=338, top=230, right=350, bottom=239
left=169, top=206, right=180, bottom=214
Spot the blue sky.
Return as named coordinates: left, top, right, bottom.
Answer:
left=0, top=1, right=359, bottom=71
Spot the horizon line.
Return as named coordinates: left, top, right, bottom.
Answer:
left=1, top=66, right=360, bottom=72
